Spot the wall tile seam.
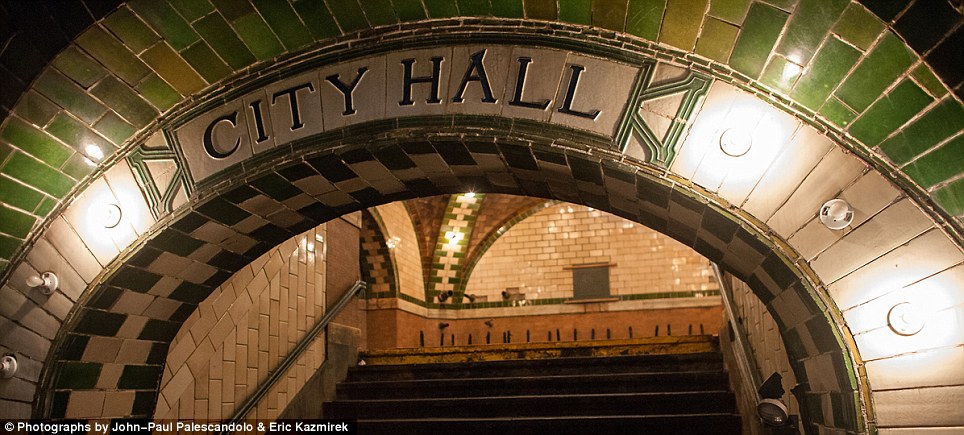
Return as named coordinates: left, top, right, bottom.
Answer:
left=0, top=15, right=962, bottom=282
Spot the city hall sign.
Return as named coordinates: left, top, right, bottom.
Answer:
left=167, top=44, right=710, bottom=187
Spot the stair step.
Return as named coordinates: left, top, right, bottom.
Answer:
left=359, top=336, right=720, bottom=366
left=348, top=352, right=723, bottom=381
left=355, top=414, right=743, bottom=435
left=324, top=391, right=737, bottom=419
left=337, top=370, right=729, bottom=399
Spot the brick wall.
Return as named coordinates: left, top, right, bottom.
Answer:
left=367, top=302, right=723, bottom=350
left=155, top=217, right=356, bottom=420
left=464, top=203, right=719, bottom=301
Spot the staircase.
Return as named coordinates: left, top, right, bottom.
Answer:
left=323, top=336, right=742, bottom=434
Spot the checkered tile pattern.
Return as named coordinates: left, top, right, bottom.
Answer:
left=360, top=211, right=398, bottom=299
left=45, top=119, right=855, bottom=429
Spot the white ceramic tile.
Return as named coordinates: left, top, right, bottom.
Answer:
left=811, top=199, right=933, bottom=284
left=742, top=127, right=834, bottom=220
left=766, top=147, right=865, bottom=238
left=873, top=385, right=964, bottom=427
left=829, top=229, right=963, bottom=310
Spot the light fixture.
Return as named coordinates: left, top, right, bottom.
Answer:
left=757, top=398, right=790, bottom=426
left=306, top=242, right=315, bottom=252
left=438, top=322, right=450, bottom=329
left=444, top=230, right=464, bottom=246
left=437, top=290, right=453, bottom=303
left=720, top=128, right=753, bottom=157
left=819, top=198, right=853, bottom=230
left=463, top=192, right=475, bottom=199
left=0, top=355, right=17, bottom=379
left=26, top=272, right=58, bottom=295
left=757, top=373, right=790, bottom=427
left=888, top=301, right=925, bottom=336
left=464, top=294, right=477, bottom=303
left=385, top=236, right=401, bottom=249
left=101, top=203, right=123, bottom=228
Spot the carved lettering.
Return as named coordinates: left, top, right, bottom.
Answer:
left=399, top=57, right=443, bottom=106
left=452, top=50, right=496, bottom=104
left=271, top=82, right=315, bottom=130
left=558, top=65, right=600, bottom=120
left=203, top=112, right=241, bottom=159
left=326, top=67, right=368, bottom=115
left=249, top=100, right=269, bottom=143
left=509, top=57, right=551, bottom=110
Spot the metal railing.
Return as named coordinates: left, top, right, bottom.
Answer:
left=712, top=263, right=762, bottom=403
left=220, top=280, right=366, bottom=430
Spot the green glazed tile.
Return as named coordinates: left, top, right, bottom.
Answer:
left=193, top=12, right=257, bottom=70
left=90, top=76, right=158, bottom=128
left=729, top=2, right=788, bottom=78
left=761, top=0, right=795, bottom=10
left=391, top=0, right=427, bottom=21
left=140, top=42, right=207, bottom=95
left=34, top=196, right=57, bottom=217
left=137, top=73, right=182, bottom=111
left=93, top=112, right=136, bottom=145
left=695, top=17, right=739, bottom=62
left=832, top=3, right=882, bottom=51
left=593, top=0, right=628, bottom=31
left=34, top=69, right=107, bottom=124
left=709, top=0, right=750, bottom=24
left=180, top=41, right=233, bottom=83
left=879, top=98, right=964, bottom=164
left=425, top=0, right=460, bottom=18
left=491, top=0, right=522, bottom=17
left=933, top=178, right=964, bottom=216
left=2, top=153, right=75, bottom=198
left=0, top=205, right=36, bottom=239
left=62, top=153, right=97, bottom=180
left=790, top=36, right=860, bottom=110
left=1, top=117, right=72, bottom=167
left=233, top=13, right=285, bottom=60
left=659, top=0, right=707, bottom=50
left=326, top=0, right=370, bottom=31
left=103, top=6, right=161, bottom=53
left=0, top=234, right=21, bottom=259
left=15, top=91, right=59, bottom=127
left=759, top=55, right=799, bottom=92
left=51, top=46, right=107, bottom=89
left=0, top=176, right=44, bottom=212
left=626, top=0, right=666, bottom=40
left=46, top=113, right=115, bottom=154
left=523, top=0, right=554, bottom=19
left=776, top=0, right=848, bottom=64
left=211, top=0, right=255, bottom=21
left=818, top=97, right=857, bottom=127
left=358, top=0, right=399, bottom=25
left=848, top=79, right=932, bottom=146
left=252, top=0, right=315, bottom=48
left=912, top=64, right=948, bottom=98
left=169, top=0, right=215, bottom=22
left=559, top=0, right=592, bottom=24
left=128, top=0, right=200, bottom=50
left=0, top=143, right=10, bottom=164
left=903, top=135, right=964, bottom=189
left=456, top=0, right=492, bottom=17
left=835, top=33, right=915, bottom=113
left=75, top=26, right=151, bottom=87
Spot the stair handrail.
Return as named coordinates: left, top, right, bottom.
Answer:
left=712, top=263, right=762, bottom=403
left=219, top=280, right=367, bottom=431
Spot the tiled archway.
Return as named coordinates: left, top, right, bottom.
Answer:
left=38, top=121, right=859, bottom=431
left=0, top=4, right=960, bottom=432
